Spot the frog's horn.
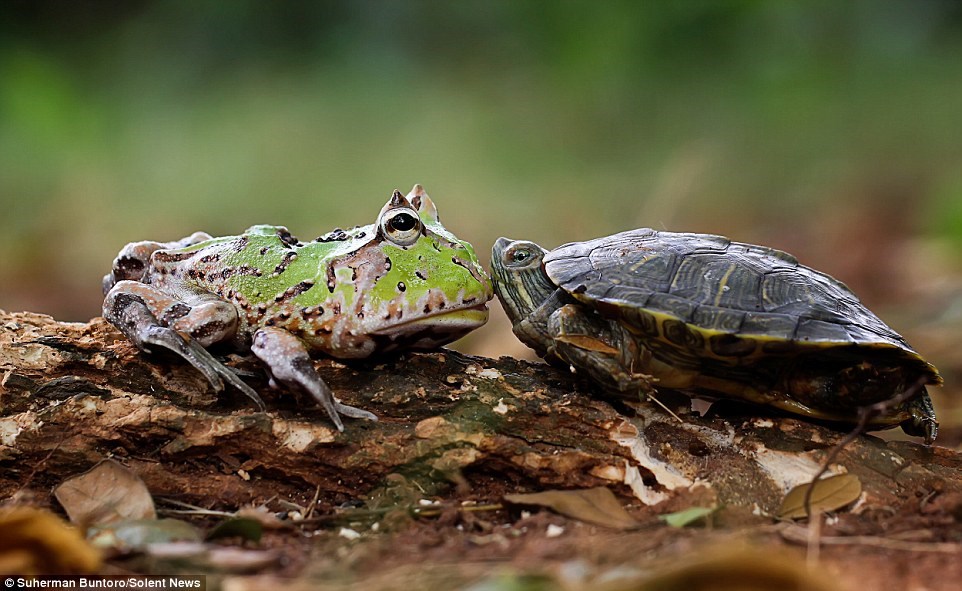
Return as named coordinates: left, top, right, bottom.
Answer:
left=406, top=184, right=439, bottom=223
left=388, top=188, right=411, bottom=208
left=379, top=189, right=414, bottom=220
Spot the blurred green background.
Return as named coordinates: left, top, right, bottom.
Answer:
left=2, top=1, right=961, bottom=436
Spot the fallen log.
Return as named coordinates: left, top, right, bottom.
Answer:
left=1, top=309, right=961, bottom=589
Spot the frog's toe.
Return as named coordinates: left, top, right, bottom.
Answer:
left=334, top=401, right=378, bottom=422
left=143, top=325, right=266, bottom=410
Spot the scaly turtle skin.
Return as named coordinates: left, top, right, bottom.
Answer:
left=491, top=229, right=943, bottom=443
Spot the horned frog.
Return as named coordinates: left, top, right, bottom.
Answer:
left=102, top=185, right=492, bottom=430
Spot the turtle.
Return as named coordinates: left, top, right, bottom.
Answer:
left=490, top=229, right=943, bottom=443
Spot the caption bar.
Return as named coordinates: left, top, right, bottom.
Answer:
left=3, top=577, right=205, bottom=590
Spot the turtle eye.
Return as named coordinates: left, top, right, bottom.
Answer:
left=504, top=243, right=541, bottom=268
left=381, top=208, right=422, bottom=246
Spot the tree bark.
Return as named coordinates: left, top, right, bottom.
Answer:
left=2, top=308, right=960, bottom=525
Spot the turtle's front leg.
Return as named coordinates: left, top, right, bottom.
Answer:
left=513, top=295, right=650, bottom=392
left=251, top=327, right=378, bottom=431
left=103, top=280, right=266, bottom=409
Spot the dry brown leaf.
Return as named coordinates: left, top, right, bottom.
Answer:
left=0, top=506, right=101, bottom=574
left=777, top=474, right=862, bottom=520
left=54, top=459, right=156, bottom=528
left=637, top=543, right=844, bottom=591
left=504, top=487, right=639, bottom=530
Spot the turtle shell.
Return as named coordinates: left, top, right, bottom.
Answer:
left=543, top=228, right=941, bottom=383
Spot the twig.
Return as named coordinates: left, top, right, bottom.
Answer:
left=304, top=484, right=322, bottom=520
left=157, top=498, right=234, bottom=517
left=646, top=392, right=684, bottom=424
left=780, top=523, right=961, bottom=554
left=15, top=437, right=64, bottom=494
left=294, top=502, right=505, bottom=526
left=160, top=508, right=236, bottom=517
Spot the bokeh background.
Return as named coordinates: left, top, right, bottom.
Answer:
left=2, top=1, right=961, bottom=440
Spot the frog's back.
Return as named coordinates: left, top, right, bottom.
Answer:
left=149, top=225, right=299, bottom=284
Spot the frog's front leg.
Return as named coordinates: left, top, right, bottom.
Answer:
left=251, top=327, right=378, bottom=432
left=103, top=280, right=266, bottom=409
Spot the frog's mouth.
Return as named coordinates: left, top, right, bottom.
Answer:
left=372, top=303, right=489, bottom=335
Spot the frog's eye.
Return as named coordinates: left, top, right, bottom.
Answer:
left=381, top=207, right=423, bottom=246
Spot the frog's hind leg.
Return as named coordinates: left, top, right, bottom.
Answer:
left=103, top=280, right=266, bottom=410
left=251, top=327, right=378, bottom=432
left=103, top=232, right=213, bottom=293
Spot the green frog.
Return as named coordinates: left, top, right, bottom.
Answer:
left=102, top=185, right=492, bottom=430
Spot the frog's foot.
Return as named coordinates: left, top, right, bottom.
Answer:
left=103, top=232, right=213, bottom=293
left=251, top=327, right=378, bottom=432
left=147, top=326, right=266, bottom=410
left=103, top=280, right=266, bottom=410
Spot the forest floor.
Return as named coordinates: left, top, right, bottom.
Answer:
left=1, top=310, right=960, bottom=591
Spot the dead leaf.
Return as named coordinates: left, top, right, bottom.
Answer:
left=236, top=504, right=287, bottom=529
left=206, top=517, right=264, bottom=543
left=88, top=518, right=202, bottom=551
left=503, top=487, right=639, bottom=530
left=144, top=544, right=280, bottom=574
left=54, top=459, right=156, bottom=528
left=777, top=474, right=862, bottom=520
left=659, top=506, right=719, bottom=528
left=0, top=506, right=101, bottom=574
left=637, top=543, right=844, bottom=591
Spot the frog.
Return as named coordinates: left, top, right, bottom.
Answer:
left=102, top=185, right=493, bottom=430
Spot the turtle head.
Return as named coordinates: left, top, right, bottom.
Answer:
left=490, top=237, right=555, bottom=324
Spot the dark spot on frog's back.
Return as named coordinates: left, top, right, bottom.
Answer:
left=315, top=228, right=349, bottom=243
left=231, top=235, right=250, bottom=252
left=326, top=263, right=337, bottom=292
left=385, top=256, right=392, bottom=271
left=275, top=280, right=315, bottom=303
left=152, top=250, right=195, bottom=264
left=275, top=228, right=300, bottom=248
left=300, top=305, right=324, bottom=318
left=273, top=251, right=297, bottom=275
left=233, top=291, right=251, bottom=310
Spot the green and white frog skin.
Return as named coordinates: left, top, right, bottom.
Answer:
left=102, top=185, right=492, bottom=430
